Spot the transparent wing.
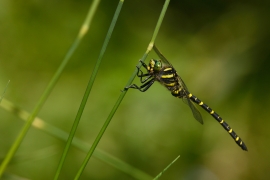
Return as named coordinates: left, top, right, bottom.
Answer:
left=154, top=45, right=189, bottom=91
left=153, top=45, right=172, bottom=66
left=154, top=44, right=203, bottom=124
left=178, top=75, right=204, bottom=124
left=182, top=97, right=204, bottom=124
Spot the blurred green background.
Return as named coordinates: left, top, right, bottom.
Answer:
left=0, top=0, right=270, bottom=179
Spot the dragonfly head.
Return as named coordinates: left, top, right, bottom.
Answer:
left=149, top=59, right=162, bottom=72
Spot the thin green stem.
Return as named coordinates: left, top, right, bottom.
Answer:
left=74, top=0, right=125, bottom=179
left=0, top=98, right=153, bottom=180
left=153, top=155, right=180, bottom=180
left=0, top=0, right=99, bottom=177
left=125, top=0, right=170, bottom=86
left=53, top=0, right=101, bottom=179
left=74, top=0, right=170, bottom=179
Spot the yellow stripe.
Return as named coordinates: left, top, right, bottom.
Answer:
left=236, top=137, right=239, bottom=141
left=228, top=129, right=233, bottom=133
left=210, top=110, right=214, bottom=114
left=199, top=102, right=203, bottom=105
left=165, top=82, right=176, bottom=87
left=188, top=93, right=192, bottom=98
left=220, top=120, right=224, bottom=123
left=240, top=141, right=242, bottom=145
left=164, top=68, right=172, bottom=71
left=161, top=74, right=174, bottom=78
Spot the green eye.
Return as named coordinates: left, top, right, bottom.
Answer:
left=153, top=60, right=162, bottom=72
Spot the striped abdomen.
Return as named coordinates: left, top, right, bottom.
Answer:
left=187, top=93, right=247, bottom=151
left=155, top=65, right=247, bottom=151
left=157, top=67, right=184, bottom=93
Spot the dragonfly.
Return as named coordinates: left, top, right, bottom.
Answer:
left=125, top=45, right=248, bottom=151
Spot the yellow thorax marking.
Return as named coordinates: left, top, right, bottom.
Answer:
left=199, top=102, right=203, bottom=105
left=164, top=68, right=172, bottom=71
left=166, top=82, right=176, bottom=87
left=161, top=74, right=174, bottom=78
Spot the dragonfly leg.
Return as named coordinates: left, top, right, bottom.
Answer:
left=139, top=60, right=148, bottom=70
left=125, top=78, right=155, bottom=92
left=135, top=63, right=152, bottom=83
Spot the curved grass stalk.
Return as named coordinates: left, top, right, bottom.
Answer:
left=55, top=0, right=123, bottom=178
left=0, top=0, right=100, bottom=177
left=153, top=155, right=180, bottom=180
left=0, top=80, right=10, bottom=104
left=74, top=0, right=171, bottom=179
left=0, top=98, right=153, bottom=180
left=53, top=0, right=103, bottom=179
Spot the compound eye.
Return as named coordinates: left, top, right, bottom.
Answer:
left=153, top=60, right=162, bottom=72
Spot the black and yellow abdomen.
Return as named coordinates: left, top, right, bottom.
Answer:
left=125, top=45, right=248, bottom=151
left=157, top=66, right=182, bottom=92
left=187, top=93, right=247, bottom=151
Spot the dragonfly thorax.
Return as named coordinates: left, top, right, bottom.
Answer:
left=148, top=59, right=162, bottom=73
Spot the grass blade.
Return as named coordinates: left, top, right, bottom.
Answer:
left=153, top=155, right=180, bottom=180
left=74, top=0, right=171, bottom=179
left=0, top=80, right=10, bottom=104
left=124, top=0, right=170, bottom=87
left=73, top=0, right=126, bottom=179
left=53, top=0, right=102, bottom=179
left=0, top=98, right=153, bottom=179
left=0, top=0, right=99, bottom=177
